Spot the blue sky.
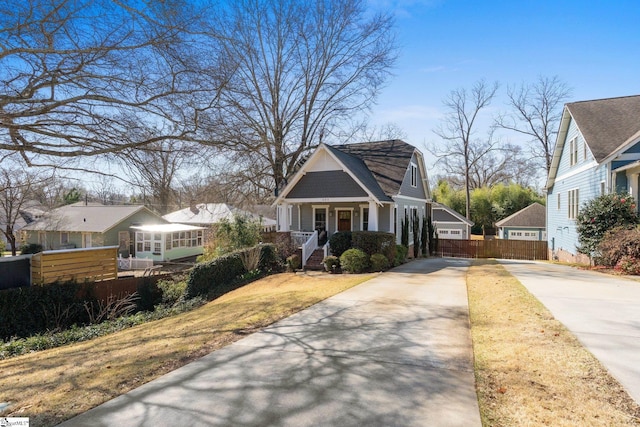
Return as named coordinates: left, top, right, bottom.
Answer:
left=367, top=0, right=640, bottom=171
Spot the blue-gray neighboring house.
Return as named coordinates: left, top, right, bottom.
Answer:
left=273, top=140, right=431, bottom=266
left=495, top=202, right=546, bottom=241
left=546, top=95, right=640, bottom=263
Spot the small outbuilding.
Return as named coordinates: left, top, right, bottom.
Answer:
left=495, top=202, right=546, bottom=241
left=431, top=202, right=473, bottom=240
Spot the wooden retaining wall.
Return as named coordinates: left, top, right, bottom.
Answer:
left=31, top=246, right=118, bottom=285
left=87, top=274, right=172, bottom=303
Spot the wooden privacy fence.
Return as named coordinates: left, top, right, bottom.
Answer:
left=31, top=246, right=118, bottom=285
left=436, top=239, right=548, bottom=260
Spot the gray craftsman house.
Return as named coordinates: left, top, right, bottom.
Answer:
left=273, top=140, right=431, bottom=267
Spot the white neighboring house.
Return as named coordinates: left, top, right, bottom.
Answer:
left=163, top=203, right=276, bottom=235
left=130, top=223, right=206, bottom=262
left=431, top=202, right=473, bottom=240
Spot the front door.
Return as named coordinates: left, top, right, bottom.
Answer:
left=82, top=233, right=92, bottom=248
left=337, top=210, right=352, bottom=232
left=314, top=208, right=327, bottom=245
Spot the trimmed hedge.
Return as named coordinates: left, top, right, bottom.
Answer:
left=0, top=281, right=90, bottom=340
left=329, top=231, right=352, bottom=257
left=351, top=231, right=396, bottom=264
left=185, top=244, right=282, bottom=300
left=331, top=231, right=396, bottom=265
left=186, top=252, right=246, bottom=299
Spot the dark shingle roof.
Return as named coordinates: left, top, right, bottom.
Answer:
left=331, top=139, right=416, bottom=197
left=567, top=95, right=640, bottom=162
left=495, top=202, right=546, bottom=228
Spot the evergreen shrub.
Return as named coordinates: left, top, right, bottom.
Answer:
left=370, top=253, right=390, bottom=272
left=340, top=248, right=369, bottom=273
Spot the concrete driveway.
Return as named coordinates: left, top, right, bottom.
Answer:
left=60, top=258, right=481, bottom=427
left=499, top=260, right=640, bottom=404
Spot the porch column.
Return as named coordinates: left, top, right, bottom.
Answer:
left=280, top=203, right=290, bottom=232
left=632, top=174, right=640, bottom=207
left=368, top=201, right=378, bottom=231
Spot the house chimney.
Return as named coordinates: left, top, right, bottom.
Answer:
left=190, top=200, right=199, bottom=215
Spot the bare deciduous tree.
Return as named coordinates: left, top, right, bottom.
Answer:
left=495, top=75, right=572, bottom=173
left=119, top=140, right=202, bottom=215
left=0, top=0, right=225, bottom=166
left=0, top=167, right=48, bottom=254
left=432, top=80, right=500, bottom=219
left=212, top=0, right=397, bottom=190
left=437, top=141, right=538, bottom=190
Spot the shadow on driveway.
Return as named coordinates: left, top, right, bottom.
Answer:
left=60, top=258, right=481, bottom=427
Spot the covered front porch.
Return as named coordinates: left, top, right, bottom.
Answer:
left=613, top=161, right=640, bottom=211
left=276, top=201, right=395, bottom=267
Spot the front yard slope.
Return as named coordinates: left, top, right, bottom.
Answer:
left=0, top=273, right=371, bottom=426
left=468, top=260, right=640, bottom=426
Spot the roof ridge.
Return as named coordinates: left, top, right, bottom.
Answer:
left=567, top=94, right=640, bottom=105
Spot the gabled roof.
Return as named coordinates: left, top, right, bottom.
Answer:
left=163, top=203, right=276, bottom=227
left=324, top=144, right=392, bottom=202
left=22, top=204, right=163, bottom=233
left=547, top=95, right=640, bottom=189
left=432, top=202, right=474, bottom=226
left=275, top=139, right=427, bottom=205
left=495, top=202, right=546, bottom=228
left=335, top=140, right=419, bottom=197
left=567, top=95, right=640, bottom=162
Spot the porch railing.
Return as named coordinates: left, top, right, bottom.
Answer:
left=301, top=230, right=319, bottom=267
left=291, top=231, right=315, bottom=248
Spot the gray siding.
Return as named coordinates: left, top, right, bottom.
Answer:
left=398, top=153, right=426, bottom=199
left=287, top=171, right=368, bottom=199
left=394, top=197, right=427, bottom=245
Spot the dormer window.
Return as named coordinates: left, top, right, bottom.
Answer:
left=410, top=163, right=418, bottom=187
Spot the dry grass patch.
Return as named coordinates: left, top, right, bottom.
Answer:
left=468, top=260, right=640, bottom=426
left=0, top=272, right=372, bottom=426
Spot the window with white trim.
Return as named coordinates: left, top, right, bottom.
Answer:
left=60, top=232, right=69, bottom=245
left=569, top=137, right=578, bottom=166
left=362, top=207, right=369, bottom=231
left=568, top=188, right=579, bottom=219
left=410, top=163, right=418, bottom=187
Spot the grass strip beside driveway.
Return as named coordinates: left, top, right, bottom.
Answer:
left=0, top=272, right=372, bottom=427
left=468, top=260, right=640, bottom=426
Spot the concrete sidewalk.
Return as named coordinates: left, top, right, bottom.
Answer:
left=60, top=258, right=481, bottom=427
left=499, top=259, right=640, bottom=405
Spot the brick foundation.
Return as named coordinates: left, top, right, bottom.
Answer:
left=549, top=248, right=591, bottom=266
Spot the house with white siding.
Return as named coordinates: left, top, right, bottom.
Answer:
left=273, top=140, right=431, bottom=267
left=546, top=95, right=640, bottom=263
